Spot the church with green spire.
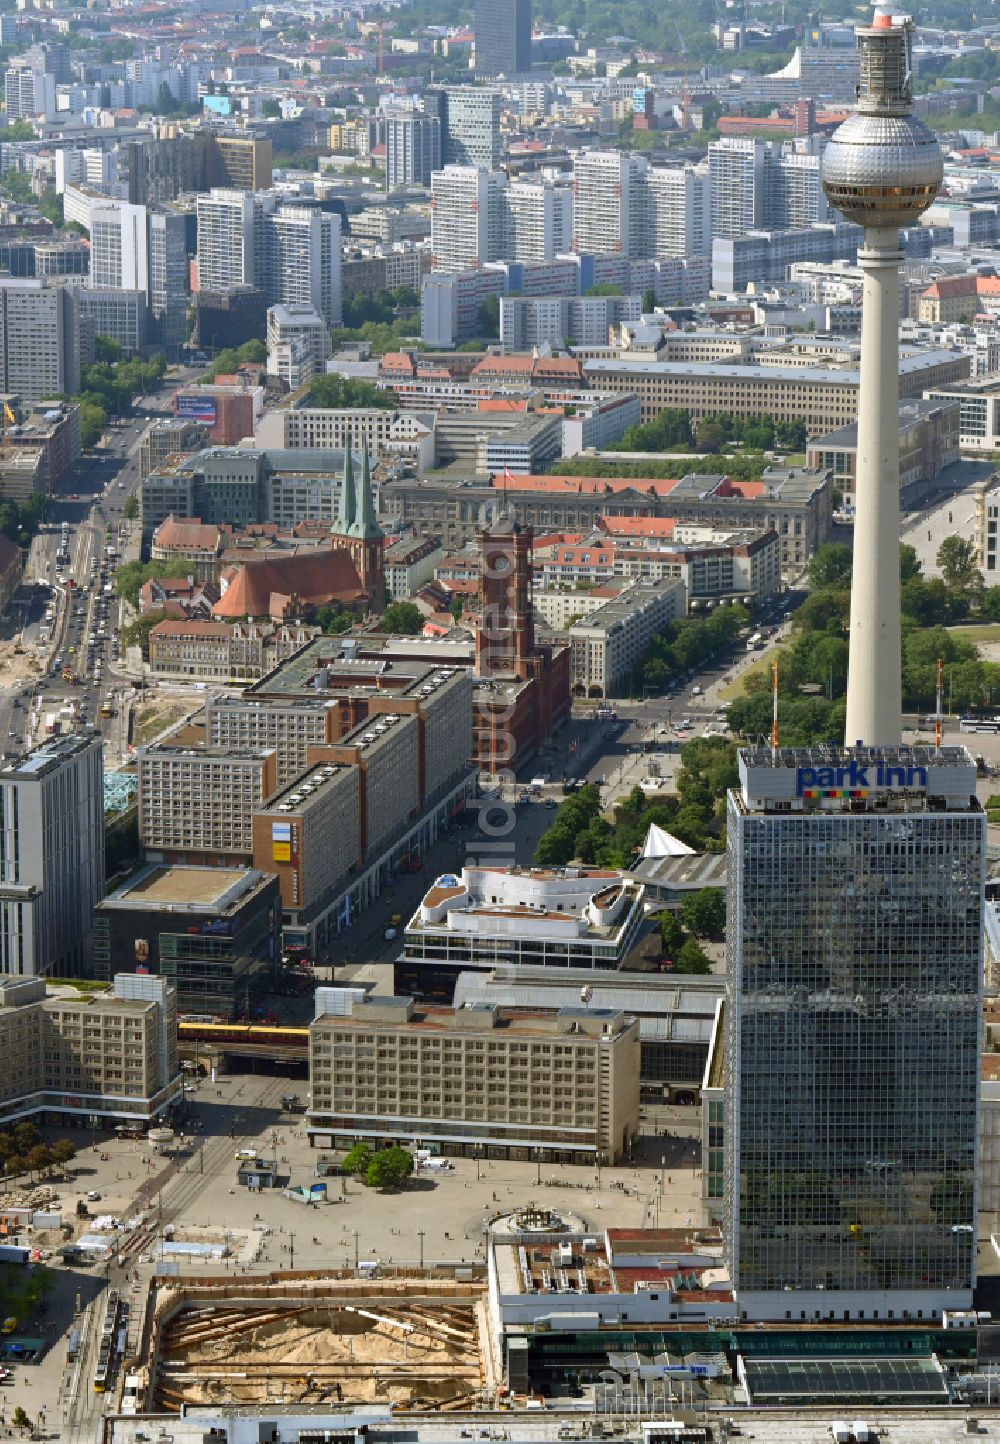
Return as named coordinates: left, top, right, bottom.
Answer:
left=332, top=437, right=385, bottom=611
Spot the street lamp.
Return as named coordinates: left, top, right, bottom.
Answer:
left=353, top=1230, right=360, bottom=1270
left=417, top=1229, right=425, bottom=1270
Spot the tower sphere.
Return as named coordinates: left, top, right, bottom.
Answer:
left=821, top=7, right=943, bottom=230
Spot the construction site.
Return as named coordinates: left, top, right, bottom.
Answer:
left=144, top=1275, right=491, bottom=1414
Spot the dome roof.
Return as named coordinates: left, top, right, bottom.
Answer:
left=821, top=112, right=944, bottom=228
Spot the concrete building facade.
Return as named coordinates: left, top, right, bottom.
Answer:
left=0, top=736, right=104, bottom=980
left=308, top=993, right=640, bottom=1163
left=0, top=972, right=181, bottom=1128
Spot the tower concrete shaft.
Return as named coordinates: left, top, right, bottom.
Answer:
left=821, top=7, right=943, bottom=747
left=844, top=226, right=903, bottom=747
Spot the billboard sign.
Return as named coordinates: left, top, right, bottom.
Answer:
left=177, top=394, right=217, bottom=424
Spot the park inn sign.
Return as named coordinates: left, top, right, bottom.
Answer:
left=737, top=745, right=979, bottom=811
left=795, top=760, right=929, bottom=798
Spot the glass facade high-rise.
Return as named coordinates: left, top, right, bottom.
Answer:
left=474, top=0, right=531, bottom=77
left=725, top=744, right=983, bottom=1322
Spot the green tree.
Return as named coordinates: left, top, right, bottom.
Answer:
left=381, top=601, right=423, bottom=635
left=363, top=1145, right=414, bottom=1190
left=695, top=419, right=728, bottom=453
left=586, top=282, right=625, bottom=297
left=642, top=287, right=657, bottom=311
left=681, top=887, right=726, bottom=938
left=262, top=98, right=281, bottom=117
left=79, top=400, right=107, bottom=451
left=674, top=938, right=712, bottom=974
left=316, top=604, right=354, bottom=634
left=11, top=1408, right=30, bottom=1431
left=899, top=543, right=922, bottom=583
left=12, top=1122, right=37, bottom=1155
left=94, top=335, right=123, bottom=364
left=659, top=910, right=686, bottom=955
left=937, top=534, right=981, bottom=592
left=794, top=589, right=851, bottom=636
left=50, top=1139, right=76, bottom=1169
left=341, top=1142, right=373, bottom=1175
left=534, top=824, right=578, bottom=866
left=116, top=559, right=193, bottom=608
left=478, top=294, right=501, bottom=338
left=122, top=494, right=139, bottom=521
left=120, top=615, right=160, bottom=661
left=982, top=586, right=1000, bottom=621
left=25, top=1143, right=51, bottom=1180
left=308, top=373, right=396, bottom=409
left=807, top=541, right=853, bottom=589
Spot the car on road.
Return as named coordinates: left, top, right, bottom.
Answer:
left=86, top=1189, right=101, bottom=1202
left=384, top=927, right=398, bottom=941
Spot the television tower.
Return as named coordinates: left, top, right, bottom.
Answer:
left=821, top=8, right=942, bottom=746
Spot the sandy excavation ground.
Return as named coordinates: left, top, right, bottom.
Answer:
left=155, top=1298, right=484, bottom=1411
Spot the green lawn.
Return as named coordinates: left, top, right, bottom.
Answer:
left=717, top=639, right=790, bottom=701
left=948, top=624, right=1000, bottom=644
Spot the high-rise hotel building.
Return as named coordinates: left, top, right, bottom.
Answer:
left=725, top=744, right=983, bottom=1322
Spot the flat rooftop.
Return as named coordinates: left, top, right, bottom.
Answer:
left=252, top=635, right=466, bottom=699
left=102, top=863, right=273, bottom=914
left=105, top=1411, right=1000, bottom=1444
left=0, top=733, right=97, bottom=780
left=737, top=744, right=981, bottom=814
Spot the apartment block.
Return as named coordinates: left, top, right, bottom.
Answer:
left=385, top=113, right=441, bottom=189
left=712, top=221, right=862, bottom=292
left=138, top=734, right=277, bottom=864
left=430, top=166, right=508, bottom=273
left=567, top=577, right=687, bottom=698
left=265, top=205, right=342, bottom=328
left=505, top=180, right=574, bottom=262
left=500, top=293, right=641, bottom=350
left=194, top=189, right=256, bottom=291
left=385, top=536, right=445, bottom=601
left=0, top=400, right=81, bottom=494
left=252, top=762, right=361, bottom=925
left=214, top=646, right=475, bottom=947
left=0, top=735, right=104, bottom=980
left=0, top=281, right=80, bottom=403
left=0, top=972, right=181, bottom=1128
left=266, top=304, right=331, bottom=377
left=572, top=150, right=649, bottom=259
left=647, top=165, right=712, bottom=257
left=307, top=994, right=641, bottom=1164
left=93, top=865, right=281, bottom=1020
left=207, top=696, right=342, bottom=788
